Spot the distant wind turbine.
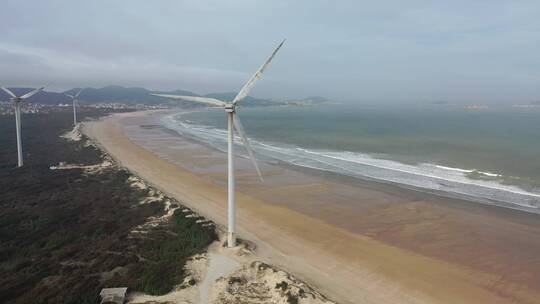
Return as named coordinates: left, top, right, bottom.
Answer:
left=66, top=89, right=83, bottom=125
left=0, top=86, right=46, bottom=167
left=152, top=40, right=285, bottom=247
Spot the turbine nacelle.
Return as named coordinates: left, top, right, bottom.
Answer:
left=224, top=103, right=235, bottom=113
left=1, top=86, right=47, bottom=103
left=65, top=88, right=83, bottom=101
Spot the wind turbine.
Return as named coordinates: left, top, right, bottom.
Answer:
left=1, top=86, right=46, bottom=167
left=152, top=40, right=285, bottom=247
left=66, top=89, right=83, bottom=125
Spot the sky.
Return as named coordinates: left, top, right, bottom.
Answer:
left=1, top=0, right=540, bottom=103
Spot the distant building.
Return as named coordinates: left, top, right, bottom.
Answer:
left=100, top=287, right=127, bottom=304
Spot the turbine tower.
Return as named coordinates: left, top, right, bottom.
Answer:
left=152, top=40, right=285, bottom=247
left=1, top=86, right=46, bottom=167
left=66, top=89, right=83, bottom=125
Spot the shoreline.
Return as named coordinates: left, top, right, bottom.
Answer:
left=59, top=116, right=333, bottom=304
left=84, top=110, right=540, bottom=304
left=162, top=111, right=540, bottom=214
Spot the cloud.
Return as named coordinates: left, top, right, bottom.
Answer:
left=1, top=0, right=540, bottom=102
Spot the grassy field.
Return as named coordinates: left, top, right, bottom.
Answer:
left=0, top=109, right=216, bottom=303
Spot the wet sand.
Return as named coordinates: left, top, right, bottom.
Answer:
left=84, top=111, right=540, bottom=304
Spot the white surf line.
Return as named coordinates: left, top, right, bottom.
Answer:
left=164, top=113, right=540, bottom=201
left=435, top=165, right=501, bottom=177
left=305, top=150, right=540, bottom=199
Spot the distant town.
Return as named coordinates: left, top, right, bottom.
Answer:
left=0, top=101, right=170, bottom=116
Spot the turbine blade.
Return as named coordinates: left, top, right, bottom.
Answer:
left=1, top=86, right=16, bottom=98
left=151, top=94, right=225, bottom=107
left=232, top=39, right=285, bottom=105
left=233, top=113, right=264, bottom=182
left=20, top=86, right=46, bottom=99
left=74, top=88, right=83, bottom=98
left=66, top=94, right=74, bottom=99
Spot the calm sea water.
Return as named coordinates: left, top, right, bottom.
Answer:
left=162, top=104, right=540, bottom=213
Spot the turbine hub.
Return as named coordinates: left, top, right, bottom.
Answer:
left=224, top=103, right=235, bottom=113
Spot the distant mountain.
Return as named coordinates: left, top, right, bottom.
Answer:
left=283, top=96, right=331, bottom=106
left=65, top=87, right=286, bottom=107
left=2, top=86, right=209, bottom=106
left=300, top=96, right=328, bottom=103
left=1, top=85, right=316, bottom=108
left=63, top=86, right=199, bottom=105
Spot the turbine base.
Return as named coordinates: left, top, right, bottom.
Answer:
left=227, top=232, right=236, bottom=248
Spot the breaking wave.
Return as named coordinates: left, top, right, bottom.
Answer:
left=162, top=113, right=540, bottom=213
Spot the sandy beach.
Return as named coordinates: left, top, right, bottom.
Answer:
left=84, top=110, right=540, bottom=304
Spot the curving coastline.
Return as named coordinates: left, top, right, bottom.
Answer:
left=84, top=110, right=540, bottom=304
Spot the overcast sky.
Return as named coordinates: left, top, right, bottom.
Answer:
left=1, top=0, right=539, bottom=103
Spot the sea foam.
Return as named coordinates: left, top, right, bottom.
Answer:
left=161, top=113, right=540, bottom=213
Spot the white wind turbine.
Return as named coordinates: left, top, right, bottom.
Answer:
left=1, top=86, right=46, bottom=167
left=152, top=40, right=285, bottom=247
left=66, top=89, right=83, bottom=125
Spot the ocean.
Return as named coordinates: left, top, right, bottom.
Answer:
left=161, top=103, right=540, bottom=213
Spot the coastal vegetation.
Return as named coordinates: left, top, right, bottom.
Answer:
left=106, top=208, right=217, bottom=295
left=0, top=110, right=216, bottom=303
